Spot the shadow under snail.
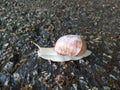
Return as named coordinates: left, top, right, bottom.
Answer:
left=32, top=35, right=91, bottom=62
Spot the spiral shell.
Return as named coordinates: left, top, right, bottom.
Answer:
left=55, top=35, right=86, bottom=56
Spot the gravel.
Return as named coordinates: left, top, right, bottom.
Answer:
left=0, top=0, right=120, bottom=90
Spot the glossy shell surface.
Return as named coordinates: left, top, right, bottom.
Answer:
left=54, top=35, right=86, bottom=56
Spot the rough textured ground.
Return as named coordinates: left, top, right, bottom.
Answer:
left=0, top=0, right=120, bottom=90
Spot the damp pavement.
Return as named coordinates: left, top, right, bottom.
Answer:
left=0, top=0, right=120, bottom=90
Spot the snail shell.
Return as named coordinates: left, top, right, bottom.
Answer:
left=32, top=35, right=91, bottom=62
left=55, top=35, right=86, bottom=56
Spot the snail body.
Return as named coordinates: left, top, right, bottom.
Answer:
left=32, top=35, right=91, bottom=62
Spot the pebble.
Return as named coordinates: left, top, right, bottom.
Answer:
left=53, top=86, right=59, bottom=90
left=32, top=70, right=38, bottom=76
left=101, top=77, right=108, bottom=84
left=103, top=53, right=112, bottom=59
left=113, top=66, right=120, bottom=74
left=94, top=64, right=106, bottom=72
left=109, top=74, right=117, bottom=80
left=73, top=84, right=78, bottom=90
left=79, top=76, right=84, bottom=80
left=92, top=87, right=98, bottom=90
left=103, top=86, right=111, bottom=90
left=13, top=73, right=20, bottom=83
left=79, top=80, right=89, bottom=90
left=2, top=43, right=9, bottom=49
left=3, top=61, right=14, bottom=72
left=0, top=73, right=10, bottom=86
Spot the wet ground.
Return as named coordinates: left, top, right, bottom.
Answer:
left=0, top=0, right=120, bottom=90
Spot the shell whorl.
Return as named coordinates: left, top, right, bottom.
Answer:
left=54, top=35, right=86, bottom=56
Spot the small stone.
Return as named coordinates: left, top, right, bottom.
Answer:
left=103, top=53, right=112, bottom=59
left=2, top=43, right=9, bottom=48
left=20, top=84, right=33, bottom=90
left=101, top=77, right=108, bottom=84
left=79, top=59, right=85, bottom=64
left=94, top=64, right=106, bottom=72
left=92, top=87, right=98, bottom=90
left=103, top=86, right=111, bottom=90
left=0, top=73, right=10, bottom=86
left=3, top=61, right=14, bottom=72
left=71, top=72, right=74, bottom=76
left=52, top=63, right=58, bottom=70
left=113, top=66, right=120, bottom=73
left=4, top=79, right=9, bottom=86
left=53, top=86, right=59, bottom=90
left=79, top=80, right=87, bottom=85
left=55, top=74, right=64, bottom=83
left=0, top=73, right=7, bottom=84
left=13, top=73, right=20, bottom=83
left=72, top=84, right=77, bottom=90
left=79, top=80, right=89, bottom=90
left=79, top=76, right=84, bottom=80
left=107, top=49, right=113, bottom=54
left=32, top=70, right=38, bottom=76
left=109, top=74, right=117, bottom=80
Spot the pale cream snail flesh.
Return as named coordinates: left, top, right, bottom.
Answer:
left=32, top=35, right=91, bottom=62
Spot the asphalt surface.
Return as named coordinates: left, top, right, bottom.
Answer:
left=0, top=0, right=120, bottom=90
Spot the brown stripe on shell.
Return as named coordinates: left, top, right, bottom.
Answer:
left=54, top=35, right=86, bottom=56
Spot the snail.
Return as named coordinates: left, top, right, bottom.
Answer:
left=32, top=35, right=91, bottom=62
